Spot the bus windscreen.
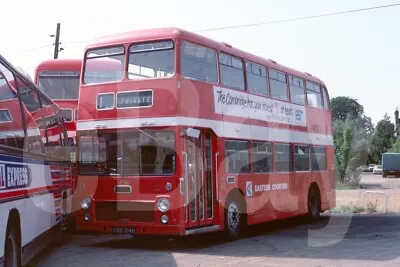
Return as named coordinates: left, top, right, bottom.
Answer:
left=38, top=71, right=80, bottom=99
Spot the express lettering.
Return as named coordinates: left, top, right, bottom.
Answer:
left=0, top=164, right=32, bottom=190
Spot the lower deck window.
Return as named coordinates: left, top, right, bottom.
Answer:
left=225, top=140, right=249, bottom=173
left=311, top=146, right=327, bottom=171
left=295, top=145, right=310, bottom=171
left=251, top=142, right=273, bottom=173
left=78, top=130, right=176, bottom=176
left=275, top=143, right=293, bottom=172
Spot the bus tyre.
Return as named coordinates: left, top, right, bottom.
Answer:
left=224, top=196, right=246, bottom=240
left=5, top=224, right=21, bottom=267
left=307, top=186, right=321, bottom=223
left=382, top=173, right=387, bottom=178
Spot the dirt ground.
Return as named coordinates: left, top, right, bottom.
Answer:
left=26, top=172, right=400, bottom=267
left=336, top=173, right=400, bottom=213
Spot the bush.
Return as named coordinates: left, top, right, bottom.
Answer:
left=344, top=167, right=362, bottom=185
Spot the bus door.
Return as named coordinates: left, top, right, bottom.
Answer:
left=183, top=128, right=216, bottom=228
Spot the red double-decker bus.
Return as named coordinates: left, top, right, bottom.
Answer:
left=34, top=59, right=82, bottom=230
left=34, top=59, right=81, bottom=147
left=75, top=27, right=335, bottom=239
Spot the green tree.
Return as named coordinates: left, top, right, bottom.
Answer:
left=334, top=119, right=368, bottom=183
left=388, top=138, right=400, bottom=153
left=360, top=115, right=375, bottom=136
left=331, top=96, right=364, bottom=121
left=370, top=114, right=396, bottom=163
left=331, top=97, right=374, bottom=184
left=334, top=121, right=353, bottom=182
left=331, top=96, right=374, bottom=137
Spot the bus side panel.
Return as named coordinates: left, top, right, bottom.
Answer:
left=0, top=155, right=65, bottom=259
left=320, top=146, right=336, bottom=211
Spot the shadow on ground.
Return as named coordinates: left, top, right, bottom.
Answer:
left=27, top=214, right=400, bottom=266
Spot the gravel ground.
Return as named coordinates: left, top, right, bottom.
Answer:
left=336, top=173, right=400, bottom=213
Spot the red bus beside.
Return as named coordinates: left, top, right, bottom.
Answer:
left=75, top=27, right=335, bottom=239
left=34, top=59, right=81, bottom=147
left=34, top=59, right=82, bottom=230
left=0, top=54, right=72, bottom=266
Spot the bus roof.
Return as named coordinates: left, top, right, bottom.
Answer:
left=87, top=27, right=325, bottom=85
left=0, top=54, right=58, bottom=110
left=35, top=58, right=82, bottom=71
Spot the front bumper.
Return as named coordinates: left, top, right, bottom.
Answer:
left=76, top=220, right=184, bottom=236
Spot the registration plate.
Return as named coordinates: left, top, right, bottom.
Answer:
left=112, top=227, right=136, bottom=235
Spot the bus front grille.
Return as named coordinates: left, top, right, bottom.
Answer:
left=95, top=201, right=155, bottom=222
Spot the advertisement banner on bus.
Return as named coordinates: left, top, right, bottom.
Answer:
left=214, top=86, right=307, bottom=127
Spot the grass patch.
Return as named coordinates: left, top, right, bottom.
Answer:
left=336, top=182, right=360, bottom=190
left=331, top=201, right=377, bottom=214
left=366, top=200, right=378, bottom=213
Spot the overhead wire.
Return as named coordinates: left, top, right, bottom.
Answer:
left=197, top=2, right=400, bottom=32
left=14, top=2, right=400, bottom=52
left=18, top=44, right=53, bottom=52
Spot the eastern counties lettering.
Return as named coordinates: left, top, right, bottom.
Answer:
left=255, top=183, right=288, bottom=192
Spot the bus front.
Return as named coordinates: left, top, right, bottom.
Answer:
left=35, top=59, right=82, bottom=230
left=35, top=59, right=81, bottom=146
left=75, top=34, right=184, bottom=236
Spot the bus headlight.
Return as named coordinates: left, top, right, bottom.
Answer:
left=84, top=213, right=91, bottom=222
left=81, top=197, right=92, bottom=210
left=157, top=198, right=170, bottom=212
left=161, top=215, right=169, bottom=224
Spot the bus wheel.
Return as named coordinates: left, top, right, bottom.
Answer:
left=5, top=224, right=21, bottom=267
left=307, top=186, right=321, bottom=222
left=224, top=196, right=246, bottom=240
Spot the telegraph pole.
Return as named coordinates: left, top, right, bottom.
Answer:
left=53, top=23, right=61, bottom=59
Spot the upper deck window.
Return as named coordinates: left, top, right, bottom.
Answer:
left=38, top=71, right=80, bottom=100
left=180, top=41, right=218, bottom=83
left=219, top=53, right=245, bottom=90
left=83, top=46, right=125, bottom=85
left=306, top=81, right=323, bottom=108
left=0, top=74, right=16, bottom=101
left=0, top=63, right=15, bottom=83
left=322, top=86, right=330, bottom=110
left=289, top=75, right=305, bottom=105
left=246, top=61, right=268, bottom=96
left=269, top=69, right=288, bottom=101
left=128, top=40, right=175, bottom=80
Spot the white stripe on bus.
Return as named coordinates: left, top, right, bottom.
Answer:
left=77, top=117, right=334, bottom=146
left=0, top=129, right=41, bottom=139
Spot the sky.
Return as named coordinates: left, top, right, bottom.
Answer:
left=1, top=0, right=399, bottom=125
